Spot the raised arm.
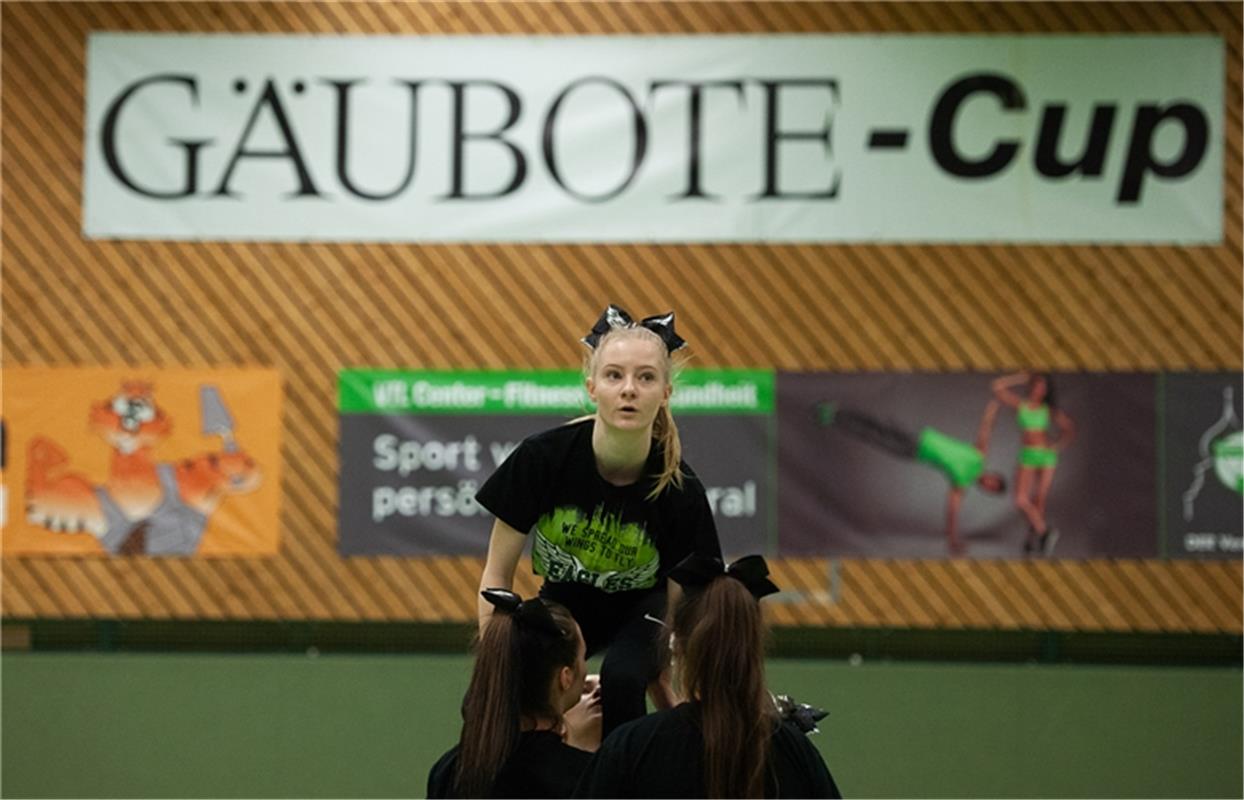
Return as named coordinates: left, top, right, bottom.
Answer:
left=477, top=518, right=527, bottom=628
left=991, top=372, right=1028, bottom=408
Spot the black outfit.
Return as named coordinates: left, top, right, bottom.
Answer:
left=475, top=419, right=721, bottom=735
left=426, top=730, right=593, bottom=799
left=573, top=702, right=842, bottom=799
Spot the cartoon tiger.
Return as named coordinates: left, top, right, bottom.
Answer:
left=25, top=381, right=261, bottom=555
left=26, top=382, right=169, bottom=535
left=27, top=442, right=262, bottom=556
left=90, top=381, right=171, bottom=519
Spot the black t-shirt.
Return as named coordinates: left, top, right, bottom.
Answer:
left=475, top=419, right=721, bottom=606
left=573, top=702, right=842, bottom=799
left=427, top=730, right=594, bottom=799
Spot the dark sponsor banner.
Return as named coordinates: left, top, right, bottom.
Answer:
left=1162, top=372, right=1244, bottom=559
left=338, top=413, right=557, bottom=556
left=340, top=369, right=1240, bottom=559
left=777, top=372, right=1159, bottom=559
left=337, top=369, right=775, bottom=556
left=677, top=415, right=774, bottom=557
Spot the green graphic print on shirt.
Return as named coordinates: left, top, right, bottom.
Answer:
left=531, top=505, right=660, bottom=592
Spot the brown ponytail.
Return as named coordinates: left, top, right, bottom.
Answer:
left=671, top=577, right=776, bottom=798
left=455, top=601, right=579, bottom=798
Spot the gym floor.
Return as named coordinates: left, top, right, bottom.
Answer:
left=2, top=651, right=1239, bottom=798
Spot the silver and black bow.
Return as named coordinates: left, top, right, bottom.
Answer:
left=581, top=304, right=687, bottom=353
left=773, top=693, right=830, bottom=735
left=667, top=553, right=780, bottom=599
left=480, top=588, right=565, bottom=637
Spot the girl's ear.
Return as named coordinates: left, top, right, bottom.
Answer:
left=586, top=377, right=597, bottom=403
left=559, top=665, right=574, bottom=693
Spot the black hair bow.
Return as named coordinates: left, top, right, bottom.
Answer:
left=581, top=304, right=687, bottom=353
left=773, top=694, right=829, bottom=735
left=480, top=589, right=565, bottom=638
left=667, top=554, right=780, bottom=600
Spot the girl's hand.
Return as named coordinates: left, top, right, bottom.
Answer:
left=564, top=686, right=603, bottom=752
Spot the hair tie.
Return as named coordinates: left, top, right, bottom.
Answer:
left=581, top=304, right=687, bottom=353
left=480, top=588, right=565, bottom=637
left=667, top=554, right=779, bottom=600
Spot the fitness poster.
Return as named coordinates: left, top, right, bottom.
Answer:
left=777, top=372, right=1159, bottom=559
left=337, top=369, right=775, bottom=557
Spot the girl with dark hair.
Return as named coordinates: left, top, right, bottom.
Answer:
left=474, top=305, right=722, bottom=737
left=427, top=590, right=601, bottom=798
left=574, top=555, right=842, bottom=799
left=991, top=372, right=1076, bottom=555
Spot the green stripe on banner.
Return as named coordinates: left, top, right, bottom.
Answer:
left=339, top=369, right=774, bottom=415
left=672, top=369, right=774, bottom=414
left=339, top=369, right=585, bottom=415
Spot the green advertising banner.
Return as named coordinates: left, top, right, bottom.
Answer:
left=338, top=369, right=776, bottom=556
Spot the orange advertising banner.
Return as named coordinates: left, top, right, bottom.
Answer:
left=2, top=368, right=281, bottom=556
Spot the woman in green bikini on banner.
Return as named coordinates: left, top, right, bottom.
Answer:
left=991, top=372, right=1076, bottom=555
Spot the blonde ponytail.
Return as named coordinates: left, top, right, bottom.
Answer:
left=647, top=404, right=684, bottom=500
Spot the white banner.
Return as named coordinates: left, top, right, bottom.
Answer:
left=83, top=34, right=1223, bottom=243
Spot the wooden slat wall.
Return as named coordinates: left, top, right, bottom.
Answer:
left=2, top=2, right=1241, bottom=635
